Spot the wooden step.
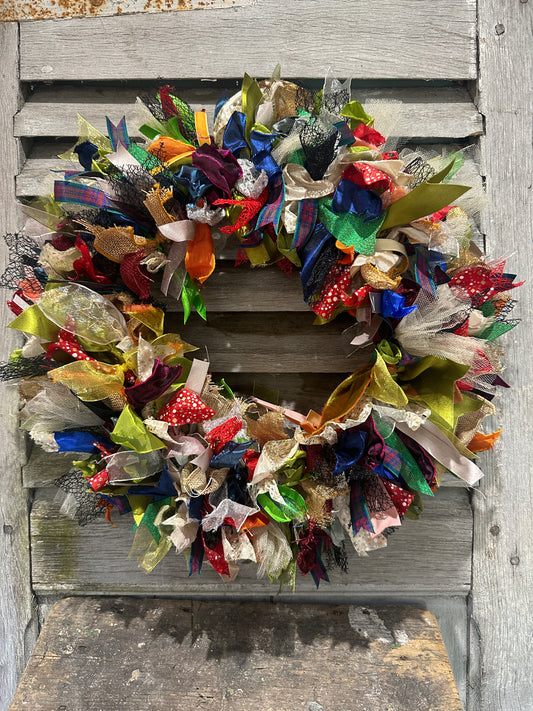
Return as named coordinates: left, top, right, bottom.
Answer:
left=9, top=597, right=462, bottom=711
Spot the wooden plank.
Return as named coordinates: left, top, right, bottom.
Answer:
left=19, top=0, right=477, bottom=82
left=1, top=0, right=253, bottom=23
left=168, top=263, right=310, bottom=313
left=14, top=85, right=483, bottom=139
left=0, top=22, right=39, bottom=711
left=170, top=311, right=371, bottom=373
left=469, top=1, right=533, bottom=710
left=31, top=592, right=468, bottom=709
left=30, top=487, right=472, bottom=596
left=9, top=597, right=462, bottom=711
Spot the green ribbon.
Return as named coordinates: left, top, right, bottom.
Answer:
left=181, top=274, right=207, bottom=324
left=340, top=101, right=374, bottom=130
left=380, top=182, right=470, bottom=233
left=111, top=405, right=166, bottom=453
left=257, top=485, right=307, bottom=522
left=8, top=305, right=58, bottom=341
left=318, top=197, right=385, bottom=254
left=242, top=73, right=263, bottom=143
left=398, top=355, right=470, bottom=429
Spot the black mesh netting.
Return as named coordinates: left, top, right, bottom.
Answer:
left=301, top=120, right=338, bottom=181
left=0, top=233, right=43, bottom=289
left=0, top=354, right=55, bottom=381
left=53, top=469, right=106, bottom=526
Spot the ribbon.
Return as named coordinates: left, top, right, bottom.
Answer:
left=380, top=182, right=470, bottom=232
left=191, top=143, right=242, bottom=196
left=54, top=431, right=109, bottom=454
left=125, top=359, right=183, bottom=412
left=111, top=405, right=166, bottom=453
left=318, top=197, right=385, bottom=254
left=194, top=110, right=211, bottom=146
left=255, top=175, right=285, bottom=232
left=158, top=387, right=215, bottom=426
left=395, top=420, right=484, bottom=485
left=54, top=181, right=114, bottom=210
left=106, top=116, right=131, bottom=151
left=332, top=180, right=383, bottom=221
left=159, top=220, right=195, bottom=297
left=185, top=358, right=209, bottom=394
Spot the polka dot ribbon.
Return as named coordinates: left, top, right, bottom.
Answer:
left=158, top=387, right=216, bottom=426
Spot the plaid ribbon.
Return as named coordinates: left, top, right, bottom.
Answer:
left=414, top=245, right=437, bottom=296
left=382, top=444, right=402, bottom=477
left=255, top=175, right=285, bottom=232
left=106, top=116, right=131, bottom=151
left=54, top=181, right=113, bottom=209
left=291, top=198, right=318, bottom=249
left=350, top=483, right=374, bottom=534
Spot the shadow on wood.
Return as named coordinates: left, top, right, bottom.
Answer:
left=9, top=597, right=462, bottom=711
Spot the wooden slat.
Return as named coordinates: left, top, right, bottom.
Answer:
left=168, top=263, right=310, bottom=312
left=19, top=0, right=477, bottom=82
left=171, top=311, right=365, bottom=373
left=0, top=23, right=39, bottom=711
left=9, top=597, right=462, bottom=711
left=30, top=487, right=472, bottom=596
left=1, top=0, right=253, bottom=23
left=14, top=85, right=482, bottom=139
left=469, top=1, right=533, bottom=710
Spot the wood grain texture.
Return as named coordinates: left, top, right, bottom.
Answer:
left=14, top=85, right=483, bottom=139
left=9, top=597, right=462, bottom=711
left=1, top=0, right=252, bottom=23
left=168, top=311, right=370, bottom=373
left=469, top=1, right=533, bottom=709
left=19, top=0, right=477, bottom=82
left=30, top=487, right=472, bottom=596
left=0, top=22, right=39, bottom=711
left=32, top=592, right=469, bottom=708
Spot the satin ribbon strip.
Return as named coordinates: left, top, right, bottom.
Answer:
left=395, top=420, right=484, bottom=485
left=106, top=116, right=131, bottom=151
left=185, top=358, right=210, bottom=395
left=160, top=221, right=195, bottom=297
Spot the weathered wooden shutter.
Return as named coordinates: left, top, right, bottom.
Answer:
left=1, top=1, right=531, bottom=709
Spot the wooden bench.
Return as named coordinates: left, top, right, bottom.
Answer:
left=1, top=1, right=531, bottom=709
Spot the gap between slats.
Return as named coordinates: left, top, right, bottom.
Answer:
left=14, top=85, right=482, bottom=140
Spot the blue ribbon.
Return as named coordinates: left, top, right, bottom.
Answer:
left=210, top=441, right=252, bottom=469
left=127, top=467, right=174, bottom=499
left=299, top=222, right=336, bottom=302
left=332, top=180, right=383, bottom=222
left=223, top=111, right=281, bottom=181
left=172, top=165, right=213, bottom=201
left=54, top=431, right=109, bottom=454
left=106, top=116, right=131, bottom=151
left=223, top=111, right=249, bottom=155
left=332, top=429, right=367, bottom=475
left=73, top=141, right=99, bottom=172
left=381, top=290, right=418, bottom=319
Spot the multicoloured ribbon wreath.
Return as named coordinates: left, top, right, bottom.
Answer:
left=0, top=70, right=522, bottom=588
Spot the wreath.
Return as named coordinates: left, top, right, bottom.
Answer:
left=1, top=71, right=522, bottom=587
